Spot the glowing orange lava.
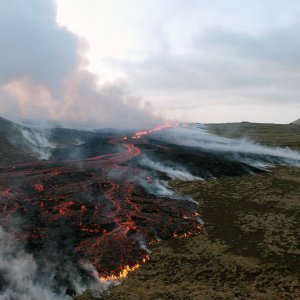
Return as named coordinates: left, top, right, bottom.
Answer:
left=0, top=187, right=9, bottom=198
left=0, top=126, right=202, bottom=280
left=34, top=184, right=44, bottom=192
left=133, top=123, right=175, bottom=139
left=99, top=256, right=150, bottom=281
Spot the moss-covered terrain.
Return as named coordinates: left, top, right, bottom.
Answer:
left=97, top=123, right=300, bottom=300
left=103, top=166, right=300, bottom=300
left=207, top=122, right=300, bottom=151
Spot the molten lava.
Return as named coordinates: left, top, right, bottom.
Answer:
left=99, top=255, right=150, bottom=281
left=0, top=124, right=202, bottom=280
left=34, top=184, right=44, bottom=192
left=133, top=123, right=174, bottom=139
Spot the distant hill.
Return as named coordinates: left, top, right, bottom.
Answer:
left=291, top=119, right=300, bottom=124
left=0, top=116, right=121, bottom=163
left=0, top=117, right=90, bottom=163
left=207, top=122, right=300, bottom=151
left=0, top=117, right=35, bottom=163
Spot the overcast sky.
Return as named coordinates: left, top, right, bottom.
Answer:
left=57, top=0, right=300, bottom=124
left=0, top=0, right=299, bottom=127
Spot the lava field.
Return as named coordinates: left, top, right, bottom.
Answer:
left=0, top=122, right=273, bottom=287
left=0, top=127, right=204, bottom=282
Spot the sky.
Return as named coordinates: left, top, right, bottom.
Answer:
left=0, top=0, right=299, bottom=128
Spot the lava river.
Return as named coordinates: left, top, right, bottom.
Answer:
left=0, top=126, right=202, bottom=280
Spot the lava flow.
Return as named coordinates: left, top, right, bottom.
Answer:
left=0, top=125, right=202, bottom=281
left=132, top=123, right=174, bottom=139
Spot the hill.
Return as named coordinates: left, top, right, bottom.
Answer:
left=0, top=116, right=131, bottom=164
left=0, top=117, right=36, bottom=163
left=0, top=117, right=94, bottom=163
left=206, top=122, right=300, bottom=151
left=292, top=118, right=300, bottom=124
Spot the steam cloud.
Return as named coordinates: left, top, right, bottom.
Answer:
left=0, top=0, right=160, bottom=129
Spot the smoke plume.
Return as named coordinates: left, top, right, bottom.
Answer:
left=0, top=226, right=76, bottom=300
left=0, top=0, right=160, bottom=129
left=151, top=124, right=300, bottom=169
left=18, top=128, right=54, bottom=160
left=0, top=225, right=112, bottom=300
left=139, top=155, right=201, bottom=181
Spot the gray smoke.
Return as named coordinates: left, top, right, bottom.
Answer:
left=0, top=0, right=160, bottom=129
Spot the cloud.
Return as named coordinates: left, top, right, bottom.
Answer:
left=107, top=19, right=300, bottom=122
left=113, top=22, right=300, bottom=98
left=0, top=0, right=160, bottom=129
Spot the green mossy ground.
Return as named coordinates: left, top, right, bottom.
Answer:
left=103, top=166, right=300, bottom=300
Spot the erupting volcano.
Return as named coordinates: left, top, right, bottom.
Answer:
left=0, top=124, right=202, bottom=282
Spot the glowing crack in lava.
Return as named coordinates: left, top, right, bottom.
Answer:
left=0, top=125, right=202, bottom=280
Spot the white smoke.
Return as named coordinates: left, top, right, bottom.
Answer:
left=151, top=124, right=300, bottom=169
left=75, top=139, right=85, bottom=146
left=0, top=226, right=112, bottom=300
left=0, top=226, right=69, bottom=300
left=138, top=178, right=173, bottom=197
left=139, top=156, right=202, bottom=181
left=19, top=128, right=55, bottom=160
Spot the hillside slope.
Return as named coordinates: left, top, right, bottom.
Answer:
left=0, top=117, right=37, bottom=163
left=0, top=117, right=92, bottom=163
left=0, top=117, right=127, bottom=163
